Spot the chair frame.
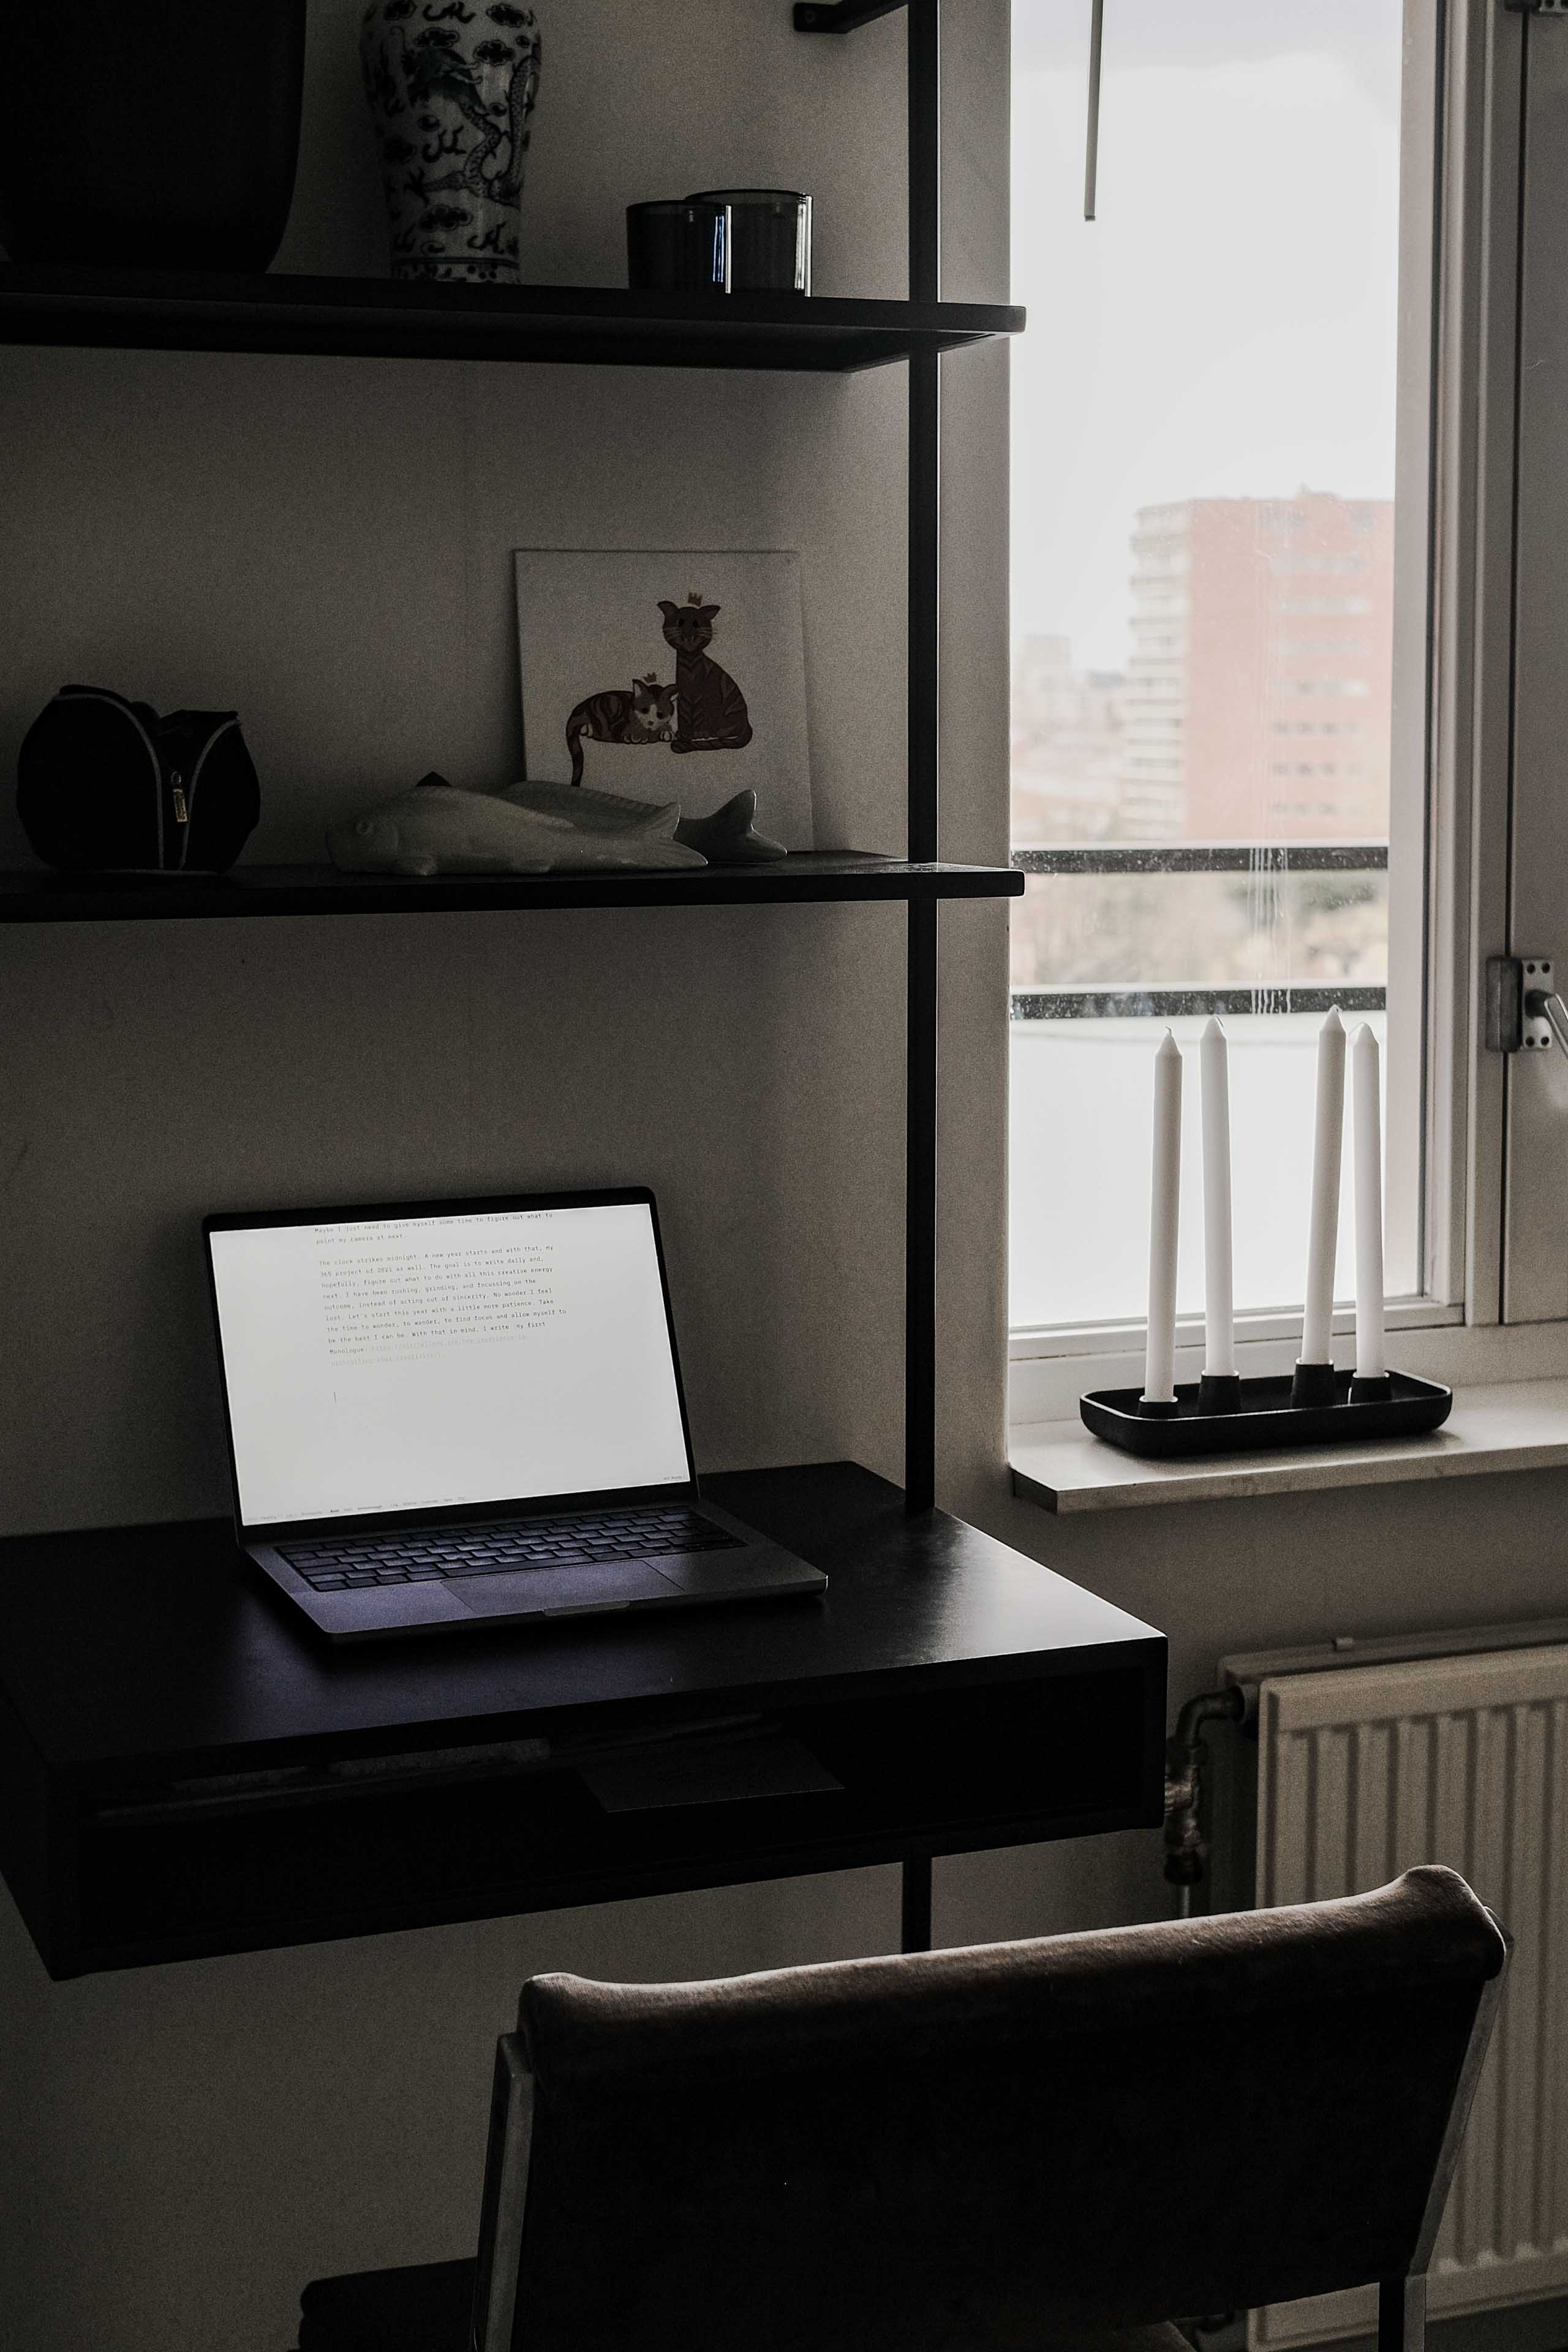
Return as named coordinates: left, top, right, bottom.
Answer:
left=473, top=2035, right=534, bottom=2352
left=1378, top=1925, right=1509, bottom=2352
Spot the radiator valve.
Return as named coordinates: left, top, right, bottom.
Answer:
left=1164, top=1685, right=1248, bottom=1891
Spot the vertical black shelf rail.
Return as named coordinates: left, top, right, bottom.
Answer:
left=905, top=0, right=941, bottom=1521
left=796, top=0, right=943, bottom=1523
left=796, top=0, right=948, bottom=1956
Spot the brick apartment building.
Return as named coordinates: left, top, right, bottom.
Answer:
left=1119, top=491, right=1394, bottom=842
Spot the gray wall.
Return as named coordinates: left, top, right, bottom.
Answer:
left=1, top=6, right=1560, bottom=2350
left=0, top=6, right=1015, bottom=2346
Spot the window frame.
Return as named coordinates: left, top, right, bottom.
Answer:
left=1006, top=0, right=1556, bottom=1431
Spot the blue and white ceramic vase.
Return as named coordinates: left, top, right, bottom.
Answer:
left=360, top=2, right=541, bottom=284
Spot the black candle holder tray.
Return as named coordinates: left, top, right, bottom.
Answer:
left=1080, top=1370, right=1452, bottom=1460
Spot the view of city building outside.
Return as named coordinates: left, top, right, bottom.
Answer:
left=1012, top=493, right=1394, bottom=998
left=1010, top=1, right=1407, bottom=1330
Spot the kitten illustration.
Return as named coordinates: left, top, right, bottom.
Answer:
left=565, top=674, right=678, bottom=786
left=658, top=594, right=753, bottom=755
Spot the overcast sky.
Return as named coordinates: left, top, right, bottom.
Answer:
left=1011, top=0, right=1405, bottom=673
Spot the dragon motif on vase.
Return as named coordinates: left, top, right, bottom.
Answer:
left=388, top=20, right=538, bottom=209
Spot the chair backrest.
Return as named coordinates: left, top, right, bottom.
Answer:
left=477, top=1866, right=1507, bottom=2352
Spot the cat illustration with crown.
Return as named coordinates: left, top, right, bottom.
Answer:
left=658, top=592, right=753, bottom=755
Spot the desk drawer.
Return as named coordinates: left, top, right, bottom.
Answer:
left=59, top=1659, right=1159, bottom=1974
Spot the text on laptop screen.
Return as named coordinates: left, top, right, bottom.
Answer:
left=208, top=1203, right=692, bottom=1526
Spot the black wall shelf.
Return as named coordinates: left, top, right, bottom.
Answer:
left=0, top=0, right=1000, bottom=1545
left=0, top=0, right=1009, bottom=1534
left=0, top=856, right=1023, bottom=925
left=0, top=266, right=1023, bottom=373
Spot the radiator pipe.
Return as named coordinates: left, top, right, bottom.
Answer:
left=1164, top=1684, right=1248, bottom=1905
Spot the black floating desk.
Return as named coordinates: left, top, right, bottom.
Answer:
left=0, top=1463, right=1166, bottom=1980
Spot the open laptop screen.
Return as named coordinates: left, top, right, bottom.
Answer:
left=206, top=1199, right=693, bottom=1529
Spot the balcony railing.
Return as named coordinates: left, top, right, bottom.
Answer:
left=1009, top=840, right=1388, bottom=1021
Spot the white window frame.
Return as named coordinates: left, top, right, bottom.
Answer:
left=1008, top=0, right=1568, bottom=1432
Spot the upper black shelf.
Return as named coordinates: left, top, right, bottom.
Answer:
left=0, top=265, right=1025, bottom=373
left=0, top=855, right=1024, bottom=925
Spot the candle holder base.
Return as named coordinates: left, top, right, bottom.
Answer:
left=1349, top=1372, right=1395, bottom=1405
left=1290, top=1360, right=1339, bottom=1411
left=1198, top=1372, right=1243, bottom=1415
left=1080, top=1369, right=1452, bottom=1460
left=1136, top=1395, right=1181, bottom=1419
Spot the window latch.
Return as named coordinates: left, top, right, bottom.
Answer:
left=1485, top=956, right=1568, bottom=1052
left=1503, top=1, right=1568, bottom=16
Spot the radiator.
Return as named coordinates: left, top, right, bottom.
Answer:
left=1215, top=1625, right=1568, bottom=2351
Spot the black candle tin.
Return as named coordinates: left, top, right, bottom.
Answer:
left=687, top=189, right=812, bottom=293
left=627, top=199, right=729, bottom=293
left=1080, top=1370, right=1453, bottom=1459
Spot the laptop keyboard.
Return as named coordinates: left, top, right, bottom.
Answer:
left=277, top=1507, right=743, bottom=1594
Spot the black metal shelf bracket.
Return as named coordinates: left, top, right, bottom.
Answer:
left=794, top=1, right=908, bottom=30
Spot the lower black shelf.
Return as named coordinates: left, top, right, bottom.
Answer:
left=0, top=856, right=1024, bottom=925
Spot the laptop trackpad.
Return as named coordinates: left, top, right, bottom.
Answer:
left=451, top=1562, right=672, bottom=1618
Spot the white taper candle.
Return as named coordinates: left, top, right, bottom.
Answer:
left=1200, top=1016, right=1235, bottom=1378
left=1300, top=1006, right=1346, bottom=1365
left=1144, top=1028, right=1183, bottom=1404
left=1352, top=1022, right=1386, bottom=1380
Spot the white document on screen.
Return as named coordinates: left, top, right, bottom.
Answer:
left=208, top=1203, right=690, bottom=1527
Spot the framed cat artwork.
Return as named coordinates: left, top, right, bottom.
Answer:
left=513, top=549, right=813, bottom=849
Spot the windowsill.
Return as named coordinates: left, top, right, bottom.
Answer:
left=1006, top=1313, right=1568, bottom=1434
left=1009, top=1377, right=1568, bottom=1514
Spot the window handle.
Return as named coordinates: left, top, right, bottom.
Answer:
left=1485, top=955, right=1568, bottom=1052
left=1085, top=0, right=1104, bottom=219
left=1527, top=987, right=1568, bottom=1057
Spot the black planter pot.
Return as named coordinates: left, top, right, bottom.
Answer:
left=0, top=2, right=307, bottom=271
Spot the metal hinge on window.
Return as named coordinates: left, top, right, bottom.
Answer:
left=1485, top=957, right=1568, bottom=1052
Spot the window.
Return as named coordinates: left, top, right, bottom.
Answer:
left=1009, top=0, right=1441, bottom=1355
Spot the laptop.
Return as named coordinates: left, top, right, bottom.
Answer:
left=203, top=1188, right=827, bottom=1642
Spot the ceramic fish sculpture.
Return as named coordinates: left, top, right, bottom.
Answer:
left=502, top=778, right=687, bottom=842
left=676, top=789, right=786, bottom=867
left=328, top=775, right=708, bottom=876
left=504, top=780, right=786, bottom=867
